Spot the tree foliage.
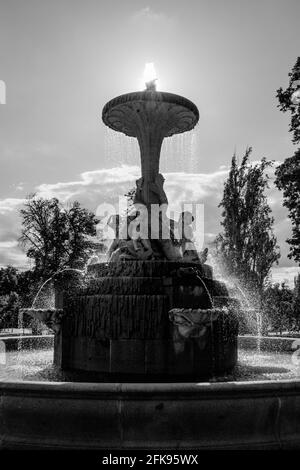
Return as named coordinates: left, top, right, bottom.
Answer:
left=1, top=195, right=100, bottom=329
left=293, top=273, right=300, bottom=330
left=275, top=57, right=300, bottom=264
left=275, top=151, right=300, bottom=263
left=0, top=266, right=18, bottom=295
left=215, top=148, right=280, bottom=294
left=19, top=196, right=98, bottom=279
left=262, top=279, right=300, bottom=334
left=0, top=267, right=37, bottom=329
left=0, top=267, right=19, bottom=329
left=0, top=292, right=19, bottom=329
left=276, top=57, right=300, bottom=144
left=263, top=282, right=294, bottom=334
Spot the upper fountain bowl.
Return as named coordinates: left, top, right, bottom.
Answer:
left=102, top=90, right=199, bottom=138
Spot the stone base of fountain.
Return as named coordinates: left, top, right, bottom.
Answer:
left=1, top=379, right=300, bottom=450
left=2, top=333, right=300, bottom=449
left=52, top=260, right=238, bottom=379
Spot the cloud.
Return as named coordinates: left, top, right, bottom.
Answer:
left=0, top=198, right=25, bottom=215
left=0, top=198, right=26, bottom=268
left=34, top=166, right=229, bottom=235
left=131, top=7, right=174, bottom=25
left=0, top=241, right=18, bottom=249
left=0, top=165, right=226, bottom=267
left=0, top=164, right=297, bottom=278
left=0, top=249, right=27, bottom=268
left=0, top=239, right=27, bottom=268
left=36, top=165, right=141, bottom=206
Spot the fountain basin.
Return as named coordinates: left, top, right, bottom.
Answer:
left=1, top=335, right=300, bottom=449
left=0, top=378, right=299, bottom=449
left=102, top=91, right=199, bottom=138
left=239, top=335, right=300, bottom=353
left=0, top=335, right=54, bottom=352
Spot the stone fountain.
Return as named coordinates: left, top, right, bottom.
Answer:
left=42, top=79, right=239, bottom=380
left=2, top=76, right=300, bottom=450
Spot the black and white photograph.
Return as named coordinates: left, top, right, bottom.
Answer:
left=0, top=0, right=300, bottom=457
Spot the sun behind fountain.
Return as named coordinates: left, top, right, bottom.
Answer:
left=143, top=62, right=158, bottom=91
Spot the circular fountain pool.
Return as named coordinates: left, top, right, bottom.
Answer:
left=0, top=335, right=300, bottom=450
left=1, top=336, right=300, bottom=383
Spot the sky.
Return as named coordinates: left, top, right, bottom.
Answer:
left=0, top=0, right=299, bottom=285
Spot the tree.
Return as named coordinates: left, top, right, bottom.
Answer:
left=0, top=266, right=18, bottom=295
left=0, top=267, right=19, bottom=329
left=276, top=57, right=300, bottom=144
left=275, top=152, right=300, bottom=263
left=215, top=148, right=280, bottom=296
left=20, top=196, right=99, bottom=279
left=275, top=57, right=300, bottom=264
left=263, top=282, right=294, bottom=335
left=0, top=267, right=35, bottom=329
left=293, top=273, right=300, bottom=330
